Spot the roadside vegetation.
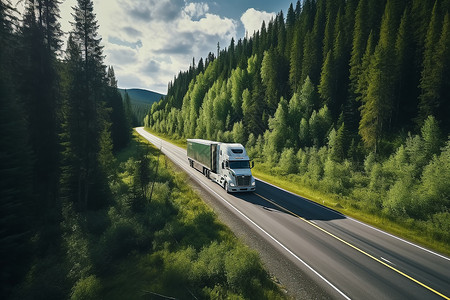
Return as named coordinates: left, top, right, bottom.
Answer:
left=145, top=125, right=450, bottom=257
left=11, top=132, right=286, bottom=299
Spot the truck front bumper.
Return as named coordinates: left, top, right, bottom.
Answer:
left=229, top=186, right=255, bottom=192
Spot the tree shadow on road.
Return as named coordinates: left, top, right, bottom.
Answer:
left=233, top=180, right=346, bottom=222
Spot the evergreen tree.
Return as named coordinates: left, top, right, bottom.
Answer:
left=301, top=0, right=326, bottom=85
left=0, top=2, right=34, bottom=297
left=106, top=66, right=130, bottom=151
left=347, top=0, right=370, bottom=133
left=268, top=97, right=290, bottom=153
left=419, top=7, right=450, bottom=130
left=261, top=48, right=279, bottom=114
left=329, top=123, right=346, bottom=162
left=19, top=0, right=63, bottom=220
left=61, top=0, right=110, bottom=210
left=393, top=7, right=416, bottom=131
left=285, top=3, right=296, bottom=58
left=417, top=1, right=441, bottom=127
left=421, top=115, right=442, bottom=159
left=289, top=26, right=303, bottom=91
left=318, top=50, right=335, bottom=109
left=299, top=76, right=318, bottom=118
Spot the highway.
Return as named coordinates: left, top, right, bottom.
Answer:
left=136, top=127, right=450, bottom=300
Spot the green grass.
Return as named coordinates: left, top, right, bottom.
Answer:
left=143, top=128, right=450, bottom=257
left=100, top=130, right=287, bottom=299
left=252, top=165, right=450, bottom=257
left=143, top=127, right=187, bottom=148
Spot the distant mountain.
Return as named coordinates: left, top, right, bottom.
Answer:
left=118, top=88, right=165, bottom=126
left=118, top=88, right=164, bottom=105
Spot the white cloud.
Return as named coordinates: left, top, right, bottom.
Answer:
left=240, top=8, right=275, bottom=36
left=183, top=2, right=209, bottom=18
left=93, top=0, right=238, bottom=94
left=14, top=0, right=238, bottom=94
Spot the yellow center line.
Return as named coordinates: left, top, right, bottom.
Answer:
left=254, top=192, right=450, bottom=300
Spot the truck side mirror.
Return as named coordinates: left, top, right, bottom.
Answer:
left=225, top=161, right=229, bottom=168
left=222, top=162, right=224, bottom=169
left=251, top=161, right=255, bottom=169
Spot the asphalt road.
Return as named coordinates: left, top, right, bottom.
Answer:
left=136, top=127, right=450, bottom=300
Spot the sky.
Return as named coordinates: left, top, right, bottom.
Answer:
left=15, top=0, right=295, bottom=94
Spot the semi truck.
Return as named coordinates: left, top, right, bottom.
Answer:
left=187, top=139, right=256, bottom=192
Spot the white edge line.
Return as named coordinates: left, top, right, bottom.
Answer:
left=254, top=177, right=450, bottom=262
left=136, top=128, right=351, bottom=300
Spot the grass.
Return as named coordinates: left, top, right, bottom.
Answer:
left=252, top=165, right=450, bottom=257
left=143, top=127, right=187, bottom=149
left=143, top=128, right=450, bottom=257
left=100, top=131, right=287, bottom=299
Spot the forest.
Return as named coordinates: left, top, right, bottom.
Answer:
left=1, top=0, right=128, bottom=298
left=145, top=0, right=450, bottom=249
left=1, top=0, right=287, bottom=298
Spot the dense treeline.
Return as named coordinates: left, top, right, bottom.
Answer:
left=0, top=0, right=131, bottom=298
left=146, top=0, right=450, bottom=244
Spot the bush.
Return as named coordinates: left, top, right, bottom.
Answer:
left=427, top=212, right=450, bottom=243
left=150, top=182, right=171, bottom=203
left=322, top=158, right=352, bottom=195
left=279, top=148, right=298, bottom=175
left=224, top=246, right=264, bottom=296
left=70, top=275, right=101, bottom=300
left=99, top=221, right=137, bottom=260
left=192, top=242, right=229, bottom=285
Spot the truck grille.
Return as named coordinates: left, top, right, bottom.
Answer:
left=237, top=175, right=251, bottom=186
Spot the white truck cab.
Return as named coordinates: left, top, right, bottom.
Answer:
left=217, top=143, right=255, bottom=192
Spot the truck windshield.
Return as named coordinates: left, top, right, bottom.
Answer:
left=229, top=160, right=250, bottom=169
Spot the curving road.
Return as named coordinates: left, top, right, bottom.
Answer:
left=136, top=127, right=450, bottom=300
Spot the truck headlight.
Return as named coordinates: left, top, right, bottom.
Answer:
left=252, top=180, right=256, bottom=186
left=229, top=182, right=235, bottom=187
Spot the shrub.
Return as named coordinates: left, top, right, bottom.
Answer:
left=279, top=148, right=298, bottom=175
left=98, top=221, right=137, bottom=261
left=70, top=275, right=101, bottom=300
left=224, top=246, right=264, bottom=296
left=192, top=241, right=230, bottom=285
left=427, top=212, right=450, bottom=243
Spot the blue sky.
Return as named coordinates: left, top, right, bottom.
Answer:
left=17, top=0, right=295, bottom=94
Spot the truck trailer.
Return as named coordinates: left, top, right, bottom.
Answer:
left=187, top=139, right=256, bottom=192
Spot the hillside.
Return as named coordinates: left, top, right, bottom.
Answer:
left=145, top=0, right=450, bottom=250
left=119, top=88, right=165, bottom=126
left=118, top=88, right=164, bottom=104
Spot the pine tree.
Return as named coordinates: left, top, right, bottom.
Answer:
left=299, top=76, right=318, bottom=118
left=419, top=5, right=450, bottom=130
left=61, top=0, right=110, bottom=210
left=289, top=26, right=303, bottom=91
left=0, top=2, right=34, bottom=296
left=417, top=1, right=440, bottom=127
left=347, top=0, right=370, bottom=133
left=106, top=66, right=130, bottom=151
left=285, top=3, right=296, bottom=58
left=436, top=13, right=450, bottom=131
left=358, top=1, right=400, bottom=154
left=268, top=97, right=290, bottom=152
left=302, top=0, right=326, bottom=84
left=318, top=50, right=335, bottom=108
left=330, top=123, right=346, bottom=162
left=18, top=0, right=63, bottom=247
left=261, top=48, right=279, bottom=114
left=394, top=8, right=416, bottom=130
